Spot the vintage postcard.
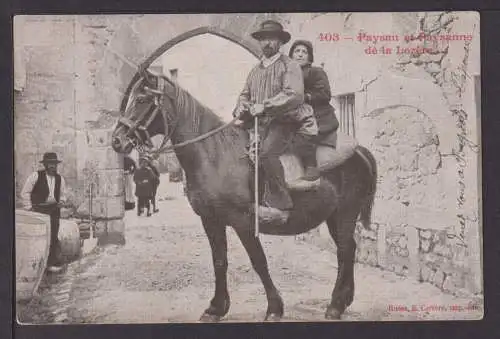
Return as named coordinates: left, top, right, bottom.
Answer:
left=14, top=12, right=482, bottom=323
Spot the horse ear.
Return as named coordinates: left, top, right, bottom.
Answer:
left=139, top=65, right=156, bottom=86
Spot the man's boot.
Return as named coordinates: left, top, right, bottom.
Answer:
left=301, top=146, right=320, bottom=181
left=258, top=157, right=292, bottom=225
left=294, top=135, right=321, bottom=186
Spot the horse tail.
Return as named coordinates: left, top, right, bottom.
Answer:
left=355, top=146, right=377, bottom=230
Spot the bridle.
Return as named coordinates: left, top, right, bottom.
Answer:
left=118, top=73, right=177, bottom=155
left=118, top=70, right=242, bottom=156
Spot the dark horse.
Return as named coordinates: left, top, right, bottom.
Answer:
left=112, top=70, right=377, bottom=322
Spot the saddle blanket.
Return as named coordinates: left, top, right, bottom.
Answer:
left=281, top=131, right=359, bottom=186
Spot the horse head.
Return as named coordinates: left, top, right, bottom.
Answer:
left=112, top=68, right=174, bottom=155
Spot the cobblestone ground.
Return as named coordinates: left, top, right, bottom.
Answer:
left=17, top=175, right=483, bottom=324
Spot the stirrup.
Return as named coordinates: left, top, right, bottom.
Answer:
left=288, top=177, right=321, bottom=191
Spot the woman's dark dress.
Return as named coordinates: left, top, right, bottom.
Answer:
left=302, top=65, right=339, bottom=137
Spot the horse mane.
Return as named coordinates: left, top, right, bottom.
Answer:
left=161, top=75, right=247, bottom=153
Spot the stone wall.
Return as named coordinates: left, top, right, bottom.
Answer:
left=295, top=12, right=481, bottom=295
left=353, top=222, right=477, bottom=296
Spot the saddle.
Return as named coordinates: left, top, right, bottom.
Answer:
left=281, top=130, right=359, bottom=190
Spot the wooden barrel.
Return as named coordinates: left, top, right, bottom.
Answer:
left=15, top=209, right=51, bottom=302
left=58, top=219, right=81, bottom=263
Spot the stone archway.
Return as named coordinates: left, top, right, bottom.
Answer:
left=120, top=26, right=261, bottom=112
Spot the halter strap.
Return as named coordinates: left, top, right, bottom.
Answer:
left=121, top=73, right=244, bottom=157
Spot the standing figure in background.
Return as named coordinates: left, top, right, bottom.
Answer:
left=133, top=156, right=156, bottom=217
left=124, top=156, right=136, bottom=211
left=146, top=156, right=160, bottom=213
left=21, top=152, right=69, bottom=273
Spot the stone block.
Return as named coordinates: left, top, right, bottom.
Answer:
left=358, top=246, right=369, bottom=263
left=434, top=244, right=453, bottom=259
left=76, top=196, right=124, bottom=219
left=86, top=148, right=123, bottom=170
left=86, top=129, right=114, bottom=148
left=421, top=239, right=431, bottom=253
left=367, top=248, right=378, bottom=266
left=432, top=269, right=445, bottom=289
left=398, top=235, right=408, bottom=249
left=452, top=245, right=468, bottom=268
left=21, top=18, right=75, bottom=47
left=25, top=42, right=76, bottom=74
left=95, top=220, right=107, bottom=238
left=464, top=274, right=483, bottom=295
left=420, top=264, right=432, bottom=282
left=394, top=264, right=404, bottom=276
left=77, top=197, right=106, bottom=219
left=97, top=219, right=126, bottom=246
left=365, top=230, right=377, bottom=240
left=24, top=71, right=75, bottom=103
left=428, top=268, right=436, bottom=283
left=424, top=62, right=441, bottom=74
left=451, top=271, right=466, bottom=290
left=401, top=265, right=409, bottom=277
left=106, top=196, right=125, bottom=219
left=95, top=169, right=124, bottom=197
left=420, top=229, right=432, bottom=240
left=106, top=219, right=126, bottom=245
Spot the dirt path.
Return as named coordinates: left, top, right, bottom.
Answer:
left=18, top=176, right=483, bottom=324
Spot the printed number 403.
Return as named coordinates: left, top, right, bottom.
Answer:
left=318, top=33, right=340, bottom=41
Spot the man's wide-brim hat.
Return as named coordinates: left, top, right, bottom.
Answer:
left=251, top=20, right=291, bottom=44
left=40, top=152, right=61, bottom=164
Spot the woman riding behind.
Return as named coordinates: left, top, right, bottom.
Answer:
left=289, top=39, right=339, bottom=141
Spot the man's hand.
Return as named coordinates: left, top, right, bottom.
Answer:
left=233, top=102, right=250, bottom=118
left=250, top=103, right=265, bottom=116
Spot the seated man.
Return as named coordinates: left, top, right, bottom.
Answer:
left=233, top=20, right=319, bottom=222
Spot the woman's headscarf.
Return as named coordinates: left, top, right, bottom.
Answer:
left=289, top=39, right=314, bottom=64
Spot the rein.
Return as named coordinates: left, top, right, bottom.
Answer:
left=123, top=74, right=243, bottom=156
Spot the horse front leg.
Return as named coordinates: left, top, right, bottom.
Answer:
left=325, top=212, right=357, bottom=319
left=200, top=216, right=230, bottom=322
left=234, top=227, right=284, bottom=321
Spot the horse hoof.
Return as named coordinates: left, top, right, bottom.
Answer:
left=264, top=313, right=282, bottom=322
left=325, top=308, right=342, bottom=320
left=199, top=312, right=222, bottom=323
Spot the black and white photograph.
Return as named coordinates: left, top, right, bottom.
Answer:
left=14, top=12, right=483, bottom=323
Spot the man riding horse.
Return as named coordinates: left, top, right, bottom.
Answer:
left=233, top=20, right=321, bottom=224
left=111, top=20, right=377, bottom=320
